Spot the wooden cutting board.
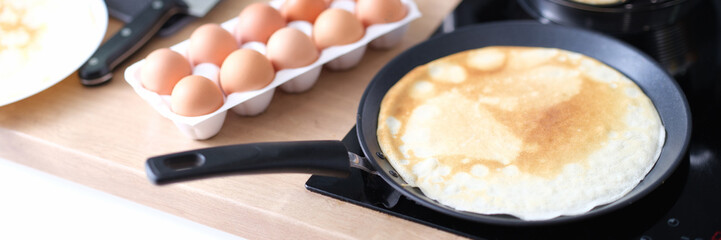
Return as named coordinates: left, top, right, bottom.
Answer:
left=0, top=0, right=462, bottom=239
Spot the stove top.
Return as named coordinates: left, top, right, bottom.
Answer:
left=307, top=0, right=721, bottom=239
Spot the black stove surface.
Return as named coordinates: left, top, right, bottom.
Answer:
left=307, top=0, right=721, bottom=239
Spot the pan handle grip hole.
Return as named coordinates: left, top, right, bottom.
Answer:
left=163, top=153, right=205, bottom=171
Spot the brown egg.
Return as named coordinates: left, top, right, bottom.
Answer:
left=170, top=75, right=225, bottom=117
left=140, top=48, right=192, bottom=95
left=188, top=24, right=238, bottom=66
left=355, top=0, right=406, bottom=26
left=313, top=8, right=364, bottom=49
left=266, top=27, right=319, bottom=70
left=280, top=0, right=327, bottom=22
left=220, top=49, right=275, bottom=94
left=233, top=3, right=286, bottom=44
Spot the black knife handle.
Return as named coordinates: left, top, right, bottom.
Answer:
left=79, top=0, right=187, bottom=86
left=145, top=141, right=352, bottom=185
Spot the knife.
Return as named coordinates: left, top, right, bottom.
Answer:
left=78, top=0, right=220, bottom=86
left=106, top=0, right=195, bottom=37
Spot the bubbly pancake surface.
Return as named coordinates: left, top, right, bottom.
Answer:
left=376, top=46, right=665, bottom=220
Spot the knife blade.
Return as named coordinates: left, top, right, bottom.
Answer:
left=106, top=0, right=192, bottom=37
left=78, top=0, right=219, bottom=86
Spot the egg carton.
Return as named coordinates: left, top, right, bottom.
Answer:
left=124, top=0, right=421, bottom=140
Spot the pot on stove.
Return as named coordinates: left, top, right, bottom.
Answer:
left=518, top=0, right=704, bottom=76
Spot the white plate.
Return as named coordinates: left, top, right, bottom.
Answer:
left=0, top=0, right=108, bottom=107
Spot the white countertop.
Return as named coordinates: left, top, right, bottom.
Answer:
left=0, top=158, right=242, bottom=240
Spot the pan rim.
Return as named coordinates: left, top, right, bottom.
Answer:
left=356, top=20, right=692, bottom=226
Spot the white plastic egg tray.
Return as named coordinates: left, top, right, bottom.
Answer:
left=124, top=0, right=421, bottom=140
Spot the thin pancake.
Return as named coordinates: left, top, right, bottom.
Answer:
left=377, top=46, right=665, bottom=220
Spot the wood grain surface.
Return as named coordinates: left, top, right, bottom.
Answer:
left=0, top=1, right=462, bottom=239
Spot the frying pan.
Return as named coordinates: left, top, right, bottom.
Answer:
left=145, top=21, right=691, bottom=225
left=516, top=0, right=701, bottom=34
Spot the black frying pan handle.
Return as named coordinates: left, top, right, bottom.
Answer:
left=145, top=141, right=352, bottom=185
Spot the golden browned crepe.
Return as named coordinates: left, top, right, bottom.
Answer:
left=377, top=46, right=665, bottom=220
